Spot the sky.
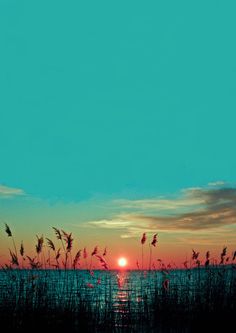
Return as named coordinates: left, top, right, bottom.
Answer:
left=0, top=1, right=236, bottom=268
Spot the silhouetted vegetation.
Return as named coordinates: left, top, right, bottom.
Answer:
left=0, top=225, right=235, bottom=332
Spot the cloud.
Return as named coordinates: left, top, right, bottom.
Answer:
left=88, top=185, right=236, bottom=238
left=208, top=181, right=226, bottom=187
left=113, top=197, right=204, bottom=211
left=0, top=184, right=25, bottom=198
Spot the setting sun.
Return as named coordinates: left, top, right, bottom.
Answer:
left=118, top=257, right=127, bottom=267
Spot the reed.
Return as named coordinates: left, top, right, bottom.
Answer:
left=0, top=225, right=235, bottom=332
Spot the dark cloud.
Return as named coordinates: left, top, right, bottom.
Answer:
left=130, top=187, right=236, bottom=231
left=89, top=187, right=236, bottom=234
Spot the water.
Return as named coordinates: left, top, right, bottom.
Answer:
left=0, top=267, right=235, bottom=331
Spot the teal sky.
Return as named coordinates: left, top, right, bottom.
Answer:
left=1, top=1, right=236, bottom=201
left=1, top=1, right=236, bottom=263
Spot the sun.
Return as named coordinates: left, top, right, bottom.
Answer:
left=118, top=257, right=127, bottom=268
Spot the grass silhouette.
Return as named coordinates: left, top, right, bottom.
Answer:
left=0, top=225, right=235, bottom=332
